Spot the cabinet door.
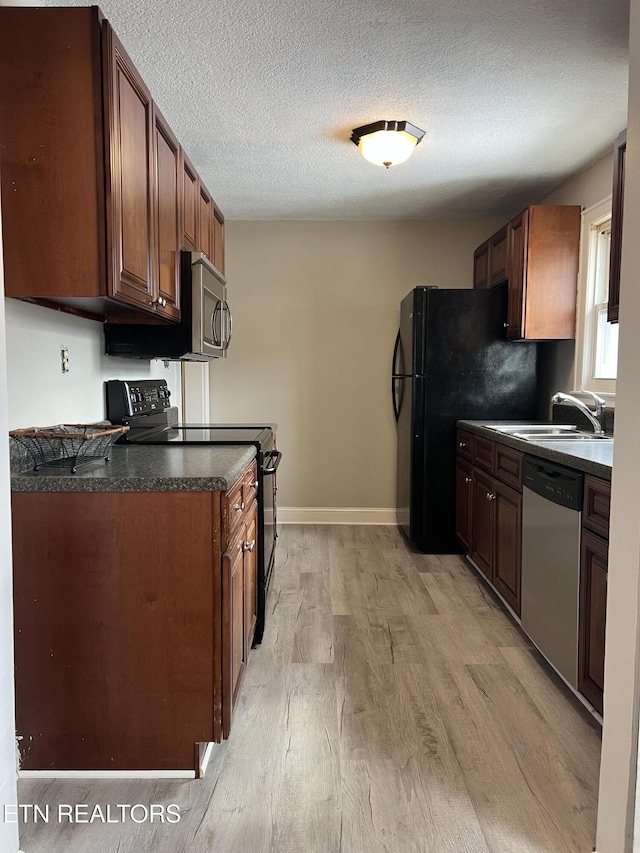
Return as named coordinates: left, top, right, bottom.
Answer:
left=104, top=25, right=155, bottom=312
left=608, top=129, right=626, bottom=323
left=493, top=481, right=522, bottom=615
left=470, top=468, right=495, bottom=581
left=455, top=457, right=473, bottom=552
left=473, top=241, right=489, bottom=289
left=222, top=531, right=246, bottom=735
left=244, top=502, right=258, bottom=651
left=153, top=105, right=180, bottom=321
left=579, top=530, right=608, bottom=714
left=506, top=210, right=528, bottom=339
left=198, top=182, right=214, bottom=261
left=489, top=226, right=508, bottom=287
left=181, top=149, right=199, bottom=251
left=213, top=206, right=225, bottom=275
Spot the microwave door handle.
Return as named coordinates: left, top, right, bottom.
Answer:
left=211, top=302, right=222, bottom=346
left=222, top=301, right=233, bottom=351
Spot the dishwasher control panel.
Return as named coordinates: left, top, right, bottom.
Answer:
left=523, top=457, right=583, bottom=510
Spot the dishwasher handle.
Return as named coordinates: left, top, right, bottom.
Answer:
left=523, top=456, right=583, bottom=510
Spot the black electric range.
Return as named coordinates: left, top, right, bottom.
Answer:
left=106, top=379, right=281, bottom=645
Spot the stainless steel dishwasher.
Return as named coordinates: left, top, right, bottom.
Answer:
left=521, top=456, right=583, bottom=689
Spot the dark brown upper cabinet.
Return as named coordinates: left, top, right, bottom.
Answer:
left=473, top=240, right=489, bottom=289
left=181, top=150, right=199, bottom=252
left=0, top=6, right=224, bottom=322
left=488, top=226, right=508, bottom=287
left=507, top=206, right=580, bottom=340
left=608, top=129, right=626, bottom=324
left=152, top=105, right=181, bottom=321
left=213, top=206, right=226, bottom=276
left=198, top=181, right=214, bottom=262
left=104, top=24, right=156, bottom=316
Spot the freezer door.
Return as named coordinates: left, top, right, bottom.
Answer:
left=396, top=376, right=425, bottom=537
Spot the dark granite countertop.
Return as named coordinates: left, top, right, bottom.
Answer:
left=458, top=420, right=613, bottom=481
left=10, top=443, right=257, bottom=492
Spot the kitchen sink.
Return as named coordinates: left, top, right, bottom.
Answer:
left=488, top=424, right=612, bottom=442
left=489, top=424, right=579, bottom=436
left=518, top=433, right=613, bottom=442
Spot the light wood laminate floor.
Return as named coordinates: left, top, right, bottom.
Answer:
left=18, top=525, right=601, bottom=852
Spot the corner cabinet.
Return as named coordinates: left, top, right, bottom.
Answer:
left=608, top=129, right=626, bottom=324
left=11, top=458, right=259, bottom=772
left=473, top=205, right=581, bottom=341
left=0, top=6, right=224, bottom=321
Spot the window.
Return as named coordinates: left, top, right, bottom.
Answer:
left=575, top=199, right=619, bottom=397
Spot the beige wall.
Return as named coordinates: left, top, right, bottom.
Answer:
left=210, top=220, right=502, bottom=511
left=536, top=150, right=615, bottom=414
left=596, top=1, right=639, bottom=846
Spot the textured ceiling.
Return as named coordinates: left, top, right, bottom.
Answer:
left=34, top=0, right=629, bottom=219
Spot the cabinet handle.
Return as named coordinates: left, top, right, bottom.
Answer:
left=459, top=442, right=467, bottom=449
left=486, top=492, right=496, bottom=501
left=503, top=323, right=509, bottom=329
left=251, top=480, right=259, bottom=488
left=465, top=477, right=472, bottom=484
left=243, top=540, right=256, bottom=553
left=233, top=501, right=245, bottom=512
left=149, top=297, right=168, bottom=308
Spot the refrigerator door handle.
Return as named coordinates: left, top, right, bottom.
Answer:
left=392, top=329, right=401, bottom=422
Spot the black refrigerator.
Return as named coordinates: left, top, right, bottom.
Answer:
left=393, top=286, right=538, bottom=554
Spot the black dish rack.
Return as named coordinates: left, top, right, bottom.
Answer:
left=9, top=424, right=129, bottom=473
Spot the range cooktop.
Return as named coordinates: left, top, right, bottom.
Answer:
left=128, top=425, right=273, bottom=445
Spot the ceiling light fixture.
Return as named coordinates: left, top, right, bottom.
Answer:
left=350, top=120, right=426, bottom=169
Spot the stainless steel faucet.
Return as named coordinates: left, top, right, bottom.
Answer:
left=551, top=391, right=606, bottom=435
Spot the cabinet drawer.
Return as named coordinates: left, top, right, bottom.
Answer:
left=224, top=476, right=246, bottom=538
left=457, top=430, right=474, bottom=461
left=243, top=461, right=258, bottom=509
left=583, top=476, right=611, bottom=540
left=473, top=437, right=495, bottom=473
left=495, top=445, right=523, bottom=491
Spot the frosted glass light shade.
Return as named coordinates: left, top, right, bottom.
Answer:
left=351, top=120, right=425, bottom=169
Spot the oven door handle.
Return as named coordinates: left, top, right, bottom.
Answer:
left=262, top=450, right=282, bottom=475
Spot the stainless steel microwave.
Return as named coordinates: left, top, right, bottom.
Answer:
left=104, top=252, right=231, bottom=361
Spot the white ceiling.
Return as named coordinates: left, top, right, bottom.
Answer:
left=40, top=0, right=629, bottom=220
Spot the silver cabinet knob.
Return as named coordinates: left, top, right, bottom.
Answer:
left=503, top=322, right=509, bottom=328
left=251, top=480, right=259, bottom=488
left=233, top=501, right=245, bottom=512
left=459, top=441, right=467, bottom=448
left=486, top=492, right=496, bottom=501
left=243, top=539, right=256, bottom=553
left=465, top=477, right=472, bottom=484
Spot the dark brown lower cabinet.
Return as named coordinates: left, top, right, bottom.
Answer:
left=458, top=436, right=524, bottom=615
left=579, top=530, right=608, bottom=714
left=455, top=457, right=473, bottom=553
left=492, top=480, right=522, bottom=615
left=11, top=460, right=259, bottom=771
left=470, top=468, right=495, bottom=582
left=222, top=494, right=258, bottom=738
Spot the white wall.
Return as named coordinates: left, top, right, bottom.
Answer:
left=4, top=299, right=181, bottom=429
left=0, top=201, right=21, bottom=853
left=597, top=1, right=640, bottom=848
left=209, top=219, right=503, bottom=514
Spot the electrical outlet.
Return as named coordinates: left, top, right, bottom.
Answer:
left=61, top=346, right=69, bottom=375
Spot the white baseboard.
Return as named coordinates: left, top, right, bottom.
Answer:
left=19, top=769, right=196, bottom=779
left=278, top=507, right=397, bottom=525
